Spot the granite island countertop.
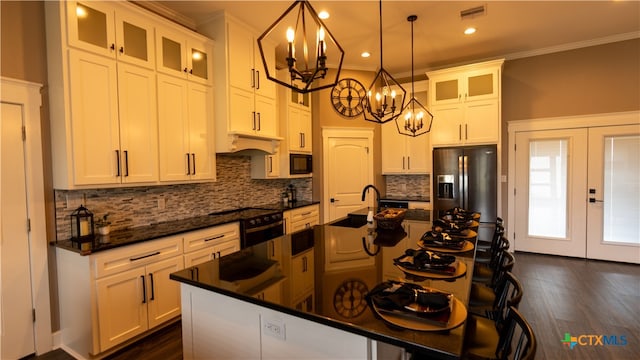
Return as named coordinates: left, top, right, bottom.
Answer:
left=54, top=201, right=320, bottom=255
left=170, top=208, right=475, bottom=359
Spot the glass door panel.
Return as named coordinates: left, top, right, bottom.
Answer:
left=603, top=135, right=640, bottom=244
left=190, top=47, right=208, bottom=81
left=514, top=129, right=587, bottom=257
left=122, top=21, right=148, bottom=61
left=527, top=139, right=568, bottom=238
left=587, top=125, right=640, bottom=263
left=76, top=3, right=108, bottom=48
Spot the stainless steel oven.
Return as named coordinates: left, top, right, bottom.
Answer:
left=239, top=208, right=284, bottom=248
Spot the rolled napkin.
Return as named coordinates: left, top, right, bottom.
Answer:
left=443, top=207, right=481, bottom=221
left=420, top=230, right=466, bottom=248
left=366, top=281, right=451, bottom=314
left=395, top=249, right=456, bottom=270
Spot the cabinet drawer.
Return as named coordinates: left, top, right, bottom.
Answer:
left=92, top=236, right=182, bottom=279
left=183, top=222, right=240, bottom=254
left=408, top=202, right=431, bottom=210
left=289, top=205, right=319, bottom=222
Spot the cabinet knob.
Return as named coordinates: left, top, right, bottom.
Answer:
left=183, top=67, right=188, bottom=73
left=119, top=46, right=124, bottom=54
left=110, top=43, right=115, bottom=51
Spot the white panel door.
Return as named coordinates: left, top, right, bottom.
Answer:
left=586, top=125, right=640, bottom=263
left=514, top=129, right=588, bottom=257
left=325, top=135, right=373, bottom=222
left=1, top=102, right=35, bottom=359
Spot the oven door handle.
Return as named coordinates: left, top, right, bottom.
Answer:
left=244, top=220, right=284, bottom=234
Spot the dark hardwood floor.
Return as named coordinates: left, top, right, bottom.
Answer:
left=511, top=252, right=639, bottom=360
left=32, top=252, right=638, bottom=360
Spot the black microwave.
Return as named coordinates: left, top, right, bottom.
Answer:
left=290, top=154, right=312, bottom=175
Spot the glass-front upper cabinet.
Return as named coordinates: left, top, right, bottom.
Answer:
left=156, top=26, right=213, bottom=86
left=66, top=1, right=155, bottom=69
left=430, top=67, right=499, bottom=106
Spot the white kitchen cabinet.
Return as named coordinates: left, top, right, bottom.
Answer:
left=183, top=223, right=241, bottom=267
left=56, top=236, right=184, bottom=356
left=199, top=13, right=281, bottom=153
left=95, top=256, right=183, bottom=350
left=157, top=74, right=215, bottom=182
left=65, top=1, right=155, bottom=69
left=65, top=49, right=158, bottom=186
left=250, top=153, right=280, bottom=179
left=381, top=120, right=430, bottom=174
left=427, top=59, right=504, bottom=146
left=381, top=80, right=430, bottom=174
left=287, top=106, right=313, bottom=153
left=155, top=26, right=213, bottom=86
left=403, top=220, right=431, bottom=245
left=45, top=0, right=213, bottom=188
left=284, top=204, right=320, bottom=234
left=290, top=249, right=315, bottom=302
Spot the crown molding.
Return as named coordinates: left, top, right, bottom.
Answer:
left=129, top=1, right=197, bottom=30
left=504, top=31, right=640, bottom=61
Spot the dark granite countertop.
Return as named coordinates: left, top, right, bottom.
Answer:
left=54, top=201, right=320, bottom=255
left=170, top=208, right=475, bottom=359
left=381, top=195, right=431, bottom=202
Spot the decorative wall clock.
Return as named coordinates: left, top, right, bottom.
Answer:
left=333, top=278, right=369, bottom=318
left=330, top=78, right=367, bottom=117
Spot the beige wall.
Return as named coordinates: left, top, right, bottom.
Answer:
left=311, top=69, right=383, bottom=211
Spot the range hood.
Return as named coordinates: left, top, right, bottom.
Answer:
left=217, top=132, right=283, bottom=155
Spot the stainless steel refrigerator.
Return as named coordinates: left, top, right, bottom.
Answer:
left=432, top=145, right=497, bottom=227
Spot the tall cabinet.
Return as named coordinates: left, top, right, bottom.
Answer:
left=45, top=0, right=215, bottom=189
left=199, top=12, right=281, bottom=154
left=427, top=59, right=504, bottom=146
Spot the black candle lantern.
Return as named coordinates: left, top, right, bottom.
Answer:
left=70, top=204, right=94, bottom=240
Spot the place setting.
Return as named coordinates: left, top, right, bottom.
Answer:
left=417, top=212, right=478, bottom=253
left=393, top=248, right=467, bottom=281
left=365, top=280, right=467, bottom=331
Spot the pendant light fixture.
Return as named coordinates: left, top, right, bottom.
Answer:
left=363, top=0, right=406, bottom=124
left=257, top=0, right=344, bottom=94
left=397, top=15, right=433, bottom=137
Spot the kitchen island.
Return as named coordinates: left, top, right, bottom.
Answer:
left=170, top=208, right=476, bottom=359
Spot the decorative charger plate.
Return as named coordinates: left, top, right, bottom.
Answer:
left=418, top=239, right=475, bottom=253
left=395, top=260, right=467, bottom=280
left=372, top=296, right=467, bottom=331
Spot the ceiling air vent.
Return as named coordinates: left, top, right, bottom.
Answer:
left=460, top=5, right=486, bottom=19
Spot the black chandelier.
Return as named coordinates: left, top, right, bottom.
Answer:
left=396, top=15, right=433, bottom=137
left=363, top=0, right=406, bottom=124
left=257, top=0, right=344, bottom=94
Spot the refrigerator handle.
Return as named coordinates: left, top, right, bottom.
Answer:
left=458, top=155, right=464, bottom=209
left=463, top=155, right=469, bottom=209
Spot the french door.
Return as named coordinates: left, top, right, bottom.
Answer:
left=513, top=123, right=639, bottom=263
left=586, top=125, right=640, bottom=263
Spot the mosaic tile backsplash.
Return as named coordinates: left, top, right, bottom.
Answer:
left=54, top=154, right=312, bottom=240
left=385, top=174, right=430, bottom=198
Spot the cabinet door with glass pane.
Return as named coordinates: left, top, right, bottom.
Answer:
left=66, top=1, right=116, bottom=58
left=66, top=1, right=155, bottom=69
left=156, top=26, right=213, bottom=85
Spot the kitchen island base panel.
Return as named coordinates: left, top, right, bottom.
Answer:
left=181, top=284, right=373, bottom=359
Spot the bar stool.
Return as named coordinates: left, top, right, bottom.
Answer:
left=469, top=249, right=515, bottom=313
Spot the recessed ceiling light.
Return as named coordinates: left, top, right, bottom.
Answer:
left=361, top=52, right=371, bottom=58
left=318, top=10, right=329, bottom=19
left=464, top=27, right=477, bottom=35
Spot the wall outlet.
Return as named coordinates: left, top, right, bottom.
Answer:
left=262, top=317, right=285, bottom=341
left=157, top=198, right=166, bottom=210
left=66, top=193, right=84, bottom=209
